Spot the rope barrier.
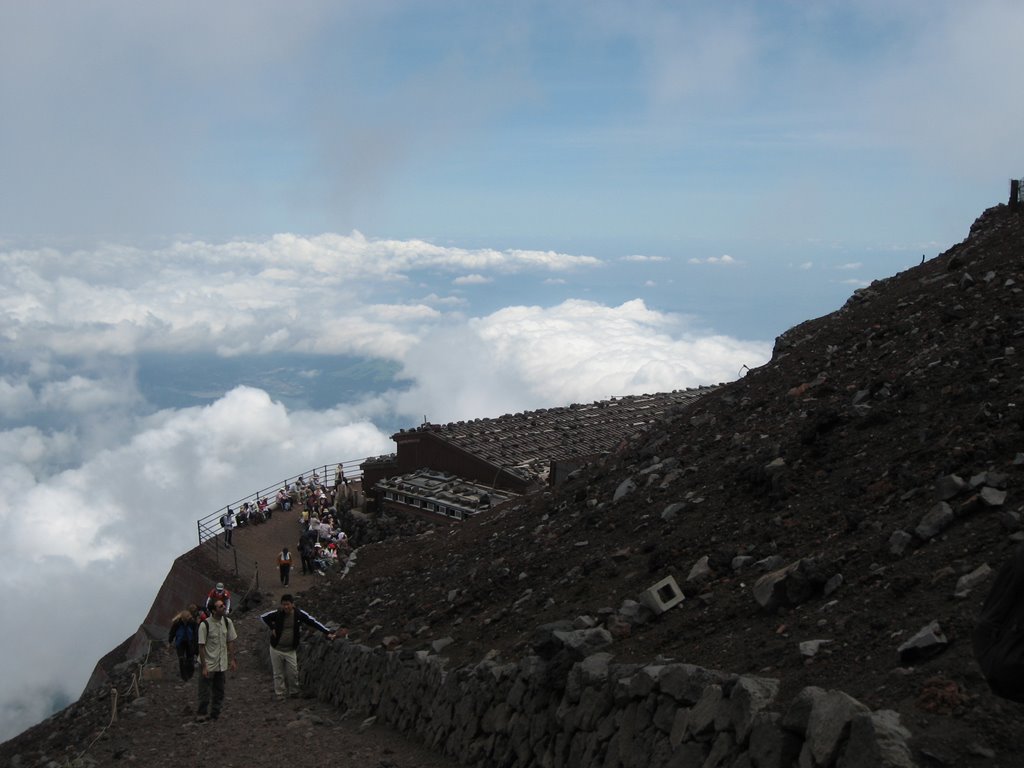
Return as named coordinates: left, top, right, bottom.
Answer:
left=66, top=639, right=154, bottom=766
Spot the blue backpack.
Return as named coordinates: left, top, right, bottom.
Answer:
left=174, top=620, right=195, bottom=649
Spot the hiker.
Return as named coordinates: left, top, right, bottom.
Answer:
left=259, top=594, right=340, bottom=699
left=167, top=605, right=199, bottom=681
left=196, top=598, right=237, bottom=721
left=276, top=487, right=291, bottom=512
left=298, top=535, right=315, bottom=576
left=205, top=583, right=232, bottom=614
left=278, top=546, right=292, bottom=586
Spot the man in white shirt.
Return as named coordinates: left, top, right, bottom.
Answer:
left=196, top=599, right=237, bottom=721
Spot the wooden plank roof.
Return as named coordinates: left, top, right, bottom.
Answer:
left=392, top=387, right=714, bottom=483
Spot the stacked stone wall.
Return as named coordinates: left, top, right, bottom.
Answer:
left=298, top=641, right=916, bottom=767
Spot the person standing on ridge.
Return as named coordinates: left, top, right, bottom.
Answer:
left=196, top=598, right=237, bottom=721
left=260, top=594, right=341, bottom=699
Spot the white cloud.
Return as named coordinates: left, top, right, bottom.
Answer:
left=0, top=237, right=600, bottom=362
left=418, top=293, right=468, bottom=307
left=835, top=262, right=862, bottom=270
left=0, top=377, right=36, bottom=415
left=0, top=385, right=395, bottom=740
left=38, top=374, right=141, bottom=413
left=689, top=254, right=737, bottom=266
left=393, top=298, right=770, bottom=423
left=453, top=273, right=493, bottom=285
left=0, top=426, right=77, bottom=472
left=621, top=254, right=668, bottom=262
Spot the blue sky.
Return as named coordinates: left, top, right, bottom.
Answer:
left=1, top=0, right=1023, bottom=740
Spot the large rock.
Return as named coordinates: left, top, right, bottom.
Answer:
left=753, top=561, right=802, bottom=610
left=618, top=599, right=655, bottom=626
left=800, top=690, right=870, bottom=767
left=914, top=502, right=954, bottom=540
left=953, top=563, right=992, bottom=598
left=613, top=477, right=637, bottom=502
left=748, top=712, right=802, bottom=768
left=836, top=710, right=916, bottom=768
left=716, top=675, right=780, bottom=744
left=897, top=620, right=948, bottom=663
left=550, top=628, right=614, bottom=662
left=683, top=683, right=724, bottom=739
left=659, top=663, right=734, bottom=706
left=934, top=474, right=965, bottom=501
left=752, top=558, right=831, bottom=610
left=687, top=555, right=713, bottom=582
left=980, top=487, right=1008, bottom=507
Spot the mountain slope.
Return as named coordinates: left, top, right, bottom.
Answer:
left=305, top=203, right=1024, bottom=766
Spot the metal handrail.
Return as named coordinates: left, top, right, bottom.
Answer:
left=195, top=459, right=365, bottom=547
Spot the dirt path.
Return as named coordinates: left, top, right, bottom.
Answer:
left=119, top=497, right=459, bottom=768
left=80, top=608, right=457, bottom=768
left=225, top=496, right=344, bottom=607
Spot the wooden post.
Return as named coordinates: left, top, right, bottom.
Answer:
left=1011, top=179, right=1020, bottom=211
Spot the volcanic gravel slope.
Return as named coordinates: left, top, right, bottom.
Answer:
left=4, top=202, right=1024, bottom=767
left=302, top=203, right=1024, bottom=767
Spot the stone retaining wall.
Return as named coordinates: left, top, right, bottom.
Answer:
left=298, top=639, right=916, bottom=767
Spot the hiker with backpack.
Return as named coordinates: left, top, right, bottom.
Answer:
left=205, top=583, right=232, bottom=614
left=278, top=546, right=292, bottom=586
left=167, top=605, right=199, bottom=681
left=196, top=598, right=237, bottom=722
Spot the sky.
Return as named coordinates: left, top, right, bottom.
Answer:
left=1, top=0, right=1022, bottom=740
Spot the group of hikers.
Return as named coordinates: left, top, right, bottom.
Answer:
left=167, top=465, right=366, bottom=719
left=168, top=582, right=343, bottom=720
left=219, top=464, right=357, bottom=550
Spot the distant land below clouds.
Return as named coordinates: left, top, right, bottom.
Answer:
left=135, top=352, right=407, bottom=420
